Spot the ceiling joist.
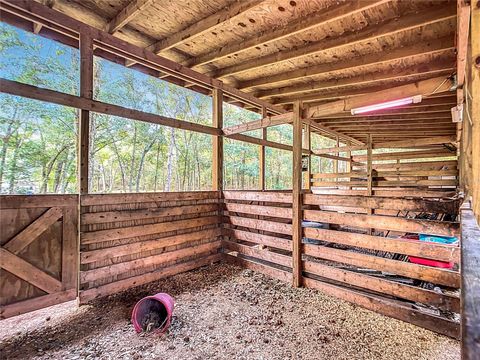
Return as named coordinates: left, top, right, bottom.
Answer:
left=149, top=0, right=263, bottom=54
left=213, top=4, right=456, bottom=78
left=107, top=0, right=154, bottom=34
left=189, top=0, right=387, bottom=68
left=255, top=60, right=454, bottom=99
left=306, top=75, right=455, bottom=118
left=238, top=36, right=454, bottom=91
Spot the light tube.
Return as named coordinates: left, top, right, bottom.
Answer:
left=350, top=95, right=422, bottom=115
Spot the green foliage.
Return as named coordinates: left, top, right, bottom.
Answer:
left=0, top=23, right=296, bottom=194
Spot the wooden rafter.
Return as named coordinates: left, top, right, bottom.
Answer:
left=304, top=75, right=455, bottom=118
left=189, top=0, right=387, bottom=68
left=456, top=0, right=471, bottom=103
left=149, top=0, right=263, bottom=54
left=213, top=4, right=456, bottom=78
left=255, top=60, right=455, bottom=99
left=273, top=76, right=454, bottom=106
left=222, top=113, right=292, bottom=136
left=238, top=36, right=454, bottom=90
left=107, top=0, right=155, bottom=34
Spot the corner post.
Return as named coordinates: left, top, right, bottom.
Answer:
left=292, top=100, right=303, bottom=287
left=79, top=32, right=93, bottom=195
left=212, top=88, right=223, bottom=192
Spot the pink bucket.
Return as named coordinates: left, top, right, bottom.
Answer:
left=131, top=293, right=175, bottom=334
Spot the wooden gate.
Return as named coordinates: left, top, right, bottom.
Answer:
left=0, top=195, right=78, bottom=319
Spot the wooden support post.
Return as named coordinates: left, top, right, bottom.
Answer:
left=79, top=32, right=93, bottom=195
left=292, top=100, right=303, bottom=287
left=367, top=134, right=373, bottom=234
left=471, top=0, right=480, bottom=222
left=303, top=123, right=311, bottom=190
left=333, top=135, right=339, bottom=175
left=346, top=141, right=351, bottom=190
left=212, top=88, right=223, bottom=192
left=260, top=106, right=267, bottom=190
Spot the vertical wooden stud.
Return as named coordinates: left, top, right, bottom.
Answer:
left=367, top=134, right=373, bottom=234
left=212, top=88, right=223, bottom=192
left=333, top=135, right=339, bottom=175
left=292, top=100, right=303, bottom=287
left=346, top=141, right=351, bottom=190
left=79, top=32, right=93, bottom=195
left=259, top=106, right=267, bottom=191
left=303, top=123, right=311, bottom=190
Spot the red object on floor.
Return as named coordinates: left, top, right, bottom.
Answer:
left=401, top=235, right=455, bottom=269
left=131, top=293, right=175, bottom=334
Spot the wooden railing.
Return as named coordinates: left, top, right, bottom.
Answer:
left=311, top=146, right=458, bottom=198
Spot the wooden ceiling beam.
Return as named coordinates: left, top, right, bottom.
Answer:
left=373, top=135, right=456, bottom=149
left=322, top=119, right=453, bottom=126
left=273, top=76, right=454, bottom=106
left=149, top=0, right=263, bottom=54
left=107, top=0, right=155, bottom=34
left=316, top=113, right=452, bottom=121
left=222, top=112, right=293, bottom=136
left=306, top=76, right=455, bottom=118
left=302, top=96, right=456, bottom=112
left=188, top=0, right=387, bottom=68
left=303, top=118, right=364, bottom=146
left=213, top=4, right=456, bottom=78
left=456, top=0, right=471, bottom=104
left=313, top=105, right=454, bottom=117
left=255, top=60, right=455, bottom=99
left=239, top=36, right=454, bottom=91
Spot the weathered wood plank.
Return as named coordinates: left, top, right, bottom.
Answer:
left=303, top=209, right=460, bottom=237
left=3, top=207, right=63, bottom=254
left=224, top=203, right=291, bottom=219
left=81, top=215, right=220, bottom=244
left=81, top=203, right=219, bottom=225
left=81, top=228, right=221, bottom=264
left=303, top=244, right=460, bottom=287
left=225, top=216, right=292, bottom=235
left=304, top=260, right=459, bottom=312
left=303, top=194, right=461, bottom=214
left=223, top=240, right=292, bottom=268
left=223, top=253, right=292, bottom=283
left=0, top=289, right=76, bottom=319
left=81, top=191, right=218, bottom=206
left=0, top=195, right=78, bottom=209
left=80, top=240, right=221, bottom=283
left=79, top=253, right=221, bottom=304
left=461, top=201, right=480, bottom=359
left=223, top=191, right=292, bottom=203
left=304, top=227, right=459, bottom=263
left=0, top=248, right=63, bottom=293
left=223, top=228, right=291, bottom=251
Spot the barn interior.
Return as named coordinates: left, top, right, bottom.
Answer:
left=0, top=0, right=479, bottom=359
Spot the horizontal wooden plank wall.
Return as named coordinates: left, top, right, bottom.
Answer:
left=221, top=190, right=461, bottom=338
left=0, top=195, right=78, bottom=319
left=222, top=191, right=293, bottom=283
left=311, top=147, right=459, bottom=198
left=79, top=191, right=222, bottom=303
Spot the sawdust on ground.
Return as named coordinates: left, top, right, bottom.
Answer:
left=0, top=263, right=460, bottom=360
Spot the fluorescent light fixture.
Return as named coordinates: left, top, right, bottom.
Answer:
left=350, top=95, right=422, bottom=115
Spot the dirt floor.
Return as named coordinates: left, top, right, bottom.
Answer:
left=0, top=263, right=460, bottom=360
